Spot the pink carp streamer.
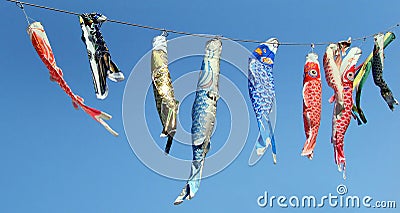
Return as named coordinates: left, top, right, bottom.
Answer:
left=27, top=22, right=118, bottom=136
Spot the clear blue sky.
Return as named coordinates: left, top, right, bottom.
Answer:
left=1, top=0, right=399, bottom=212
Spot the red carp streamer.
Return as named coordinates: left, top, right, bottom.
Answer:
left=301, top=53, right=322, bottom=159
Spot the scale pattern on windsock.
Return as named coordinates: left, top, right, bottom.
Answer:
left=174, top=38, right=222, bottom=205
left=371, top=33, right=398, bottom=111
left=330, top=47, right=362, bottom=179
left=248, top=38, right=279, bottom=165
left=301, top=52, right=322, bottom=159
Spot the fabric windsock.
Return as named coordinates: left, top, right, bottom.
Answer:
left=331, top=47, right=361, bottom=179
left=151, top=34, right=179, bottom=154
left=301, top=52, right=322, bottom=159
left=248, top=38, right=279, bottom=166
left=174, top=38, right=222, bottom=205
left=79, top=13, right=124, bottom=99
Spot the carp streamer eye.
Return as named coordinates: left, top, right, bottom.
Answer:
left=347, top=72, right=354, bottom=81
left=308, top=69, right=318, bottom=78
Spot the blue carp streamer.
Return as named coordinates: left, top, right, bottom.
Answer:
left=248, top=38, right=279, bottom=165
left=174, top=38, right=222, bottom=205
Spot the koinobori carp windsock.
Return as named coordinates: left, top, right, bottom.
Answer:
left=151, top=34, right=179, bottom=154
left=174, top=38, right=222, bottom=205
left=248, top=38, right=279, bottom=165
left=301, top=52, right=322, bottom=159
left=79, top=13, right=124, bottom=100
left=330, top=47, right=362, bottom=179
left=352, top=32, right=396, bottom=124
left=371, top=33, right=398, bottom=111
left=27, top=22, right=118, bottom=136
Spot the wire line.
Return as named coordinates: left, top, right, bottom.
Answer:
left=6, top=0, right=400, bottom=46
